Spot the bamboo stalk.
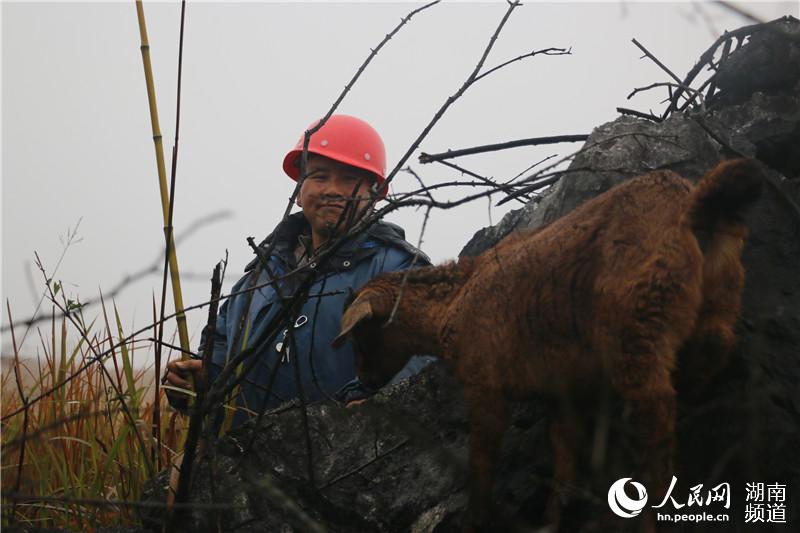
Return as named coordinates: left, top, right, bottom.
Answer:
left=134, top=0, right=191, bottom=357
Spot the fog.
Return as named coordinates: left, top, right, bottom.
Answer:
left=2, top=1, right=795, bottom=359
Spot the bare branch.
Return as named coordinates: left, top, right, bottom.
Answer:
left=153, top=0, right=189, bottom=472
left=1, top=493, right=247, bottom=511
left=387, top=206, right=432, bottom=325
left=419, top=134, right=588, bottom=164
left=631, top=38, right=684, bottom=87
left=616, top=107, right=664, bottom=122
left=627, top=81, right=702, bottom=103
left=171, top=262, right=222, bottom=519
left=472, top=46, right=571, bottom=83
left=495, top=174, right=562, bottom=206
left=377, top=0, right=524, bottom=199
left=663, top=16, right=793, bottom=119
left=503, top=153, right=559, bottom=185
left=401, top=167, right=435, bottom=204
left=5, top=301, right=28, bottom=526
left=318, top=438, right=410, bottom=490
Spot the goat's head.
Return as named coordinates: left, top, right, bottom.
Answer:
left=332, top=286, right=415, bottom=390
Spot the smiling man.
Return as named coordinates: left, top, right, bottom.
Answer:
left=165, top=115, right=433, bottom=428
left=295, top=153, right=376, bottom=250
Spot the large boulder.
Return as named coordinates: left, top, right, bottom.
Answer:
left=141, top=366, right=552, bottom=532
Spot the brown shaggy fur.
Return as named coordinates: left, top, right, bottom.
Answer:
left=335, top=159, right=762, bottom=531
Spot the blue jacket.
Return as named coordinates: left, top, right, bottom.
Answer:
left=202, top=213, right=433, bottom=429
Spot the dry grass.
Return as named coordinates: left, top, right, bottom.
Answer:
left=1, top=307, right=189, bottom=531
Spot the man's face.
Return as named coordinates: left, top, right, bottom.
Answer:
left=297, top=154, right=376, bottom=248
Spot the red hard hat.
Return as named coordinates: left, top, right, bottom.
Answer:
left=282, top=115, right=387, bottom=197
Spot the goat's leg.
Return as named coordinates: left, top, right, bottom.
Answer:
left=619, top=384, right=676, bottom=533
left=545, top=416, right=577, bottom=530
left=463, top=391, right=510, bottom=533
left=614, top=269, right=690, bottom=502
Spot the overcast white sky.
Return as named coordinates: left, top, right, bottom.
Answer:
left=2, top=1, right=796, bottom=359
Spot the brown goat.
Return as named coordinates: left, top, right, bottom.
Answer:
left=334, top=159, right=762, bottom=531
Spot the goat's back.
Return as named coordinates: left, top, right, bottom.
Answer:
left=449, top=170, right=709, bottom=397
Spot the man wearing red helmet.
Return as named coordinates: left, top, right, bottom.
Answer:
left=282, top=115, right=390, bottom=252
left=166, top=115, right=433, bottom=428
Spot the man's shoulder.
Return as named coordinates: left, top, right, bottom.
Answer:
left=364, top=220, right=431, bottom=266
left=243, top=213, right=308, bottom=272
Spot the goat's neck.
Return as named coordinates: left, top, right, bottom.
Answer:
left=379, top=260, right=471, bottom=356
left=381, top=281, right=447, bottom=356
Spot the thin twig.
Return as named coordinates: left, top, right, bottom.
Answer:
left=0, top=493, right=247, bottom=511
left=627, top=81, right=701, bottom=103
left=631, top=38, right=685, bottom=87
left=472, top=46, right=571, bottom=83
left=12, top=218, right=82, bottom=348
left=616, top=107, right=664, bottom=122
left=318, top=438, right=410, bottom=490
left=432, top=159, right=528, bottom=205
left=378, top=0, right=524, bottom=198
left=386, top=206, right=432, bottom=326
left=496, top=174, right=562, bottom=206
left=702, top=34, right=730, bottom=104
left=171, top=262, right=222, bottom=521
left=433, top=159, right=500, bottom=189
left=149, top=338, right=198, bottom=358
left=401, top=167, right=435, bottom=203
left=6, top=301, right=28, bottom=526
left=419, top=134, right=588, bottom=164
left=662, top=17, right=790, bottom=119
left=153, top=0, right=188, bottom=473
left=134, top=0, right=191, bottom=357
left=504, top=153, right=559, bottom=185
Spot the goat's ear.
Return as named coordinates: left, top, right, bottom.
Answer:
left=332, top=296, right=374, bottom=348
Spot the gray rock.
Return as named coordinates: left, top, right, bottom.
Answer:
left=709, top=16, right=800, bottom=110
left=141, top=366, right=551, bottom=532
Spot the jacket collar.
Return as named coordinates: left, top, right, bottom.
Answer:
left=245, top=212, right=421, bottom=272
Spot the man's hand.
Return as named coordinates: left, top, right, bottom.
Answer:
left=163, top=359, right=203, bottom=410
